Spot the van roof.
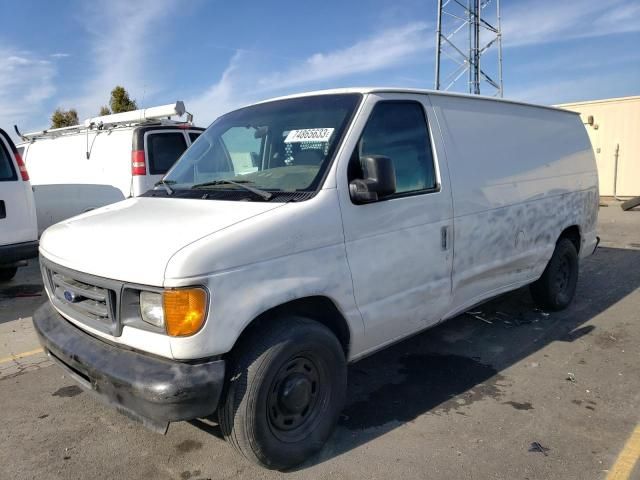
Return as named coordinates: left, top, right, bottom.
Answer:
left=253, top=87, right=577, bottom=115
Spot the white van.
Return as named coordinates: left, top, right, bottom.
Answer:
left=33, top=88, right=599, bottom=469
left=0, top=127, right=38, bottom=281
left=18, top=102, right=203, bottom=234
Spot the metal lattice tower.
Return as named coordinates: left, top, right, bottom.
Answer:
left=434, top=0, right=503, bottom=97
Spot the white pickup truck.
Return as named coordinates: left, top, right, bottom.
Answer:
left=33, top=88, right=599, bottom=469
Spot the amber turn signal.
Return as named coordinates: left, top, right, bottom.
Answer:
left=163, top=288, right=208, bottom=337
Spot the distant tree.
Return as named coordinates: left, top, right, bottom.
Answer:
left=99, top=106, right=111, bottom=116
left=109, top=86, right=137, bottom=113
left=50, top=108, right=79, bottom=128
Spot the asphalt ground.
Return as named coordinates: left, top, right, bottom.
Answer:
left=0, top=203, right=638, bottom=480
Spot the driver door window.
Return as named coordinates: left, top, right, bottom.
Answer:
left=354, top=101, right=437, bottom=195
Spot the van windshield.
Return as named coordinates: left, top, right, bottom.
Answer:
left=163, top=94, right=361, bottom=198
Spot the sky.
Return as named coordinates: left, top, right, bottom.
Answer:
left=1, top=0, right=639, bottom=137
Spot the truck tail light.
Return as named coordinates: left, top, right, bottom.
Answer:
left=15, top=152, right=29, bottom=181
left=131, top=150, right=146, bottom=176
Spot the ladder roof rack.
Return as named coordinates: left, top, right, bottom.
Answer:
left=20, top=102, right=191, bottom=141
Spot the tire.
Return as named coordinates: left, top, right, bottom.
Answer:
left=530, top=238, right=579, bottom=311
left=219, top=316, right=346, bottom=470
left=0, top=267, right=18, bottom=282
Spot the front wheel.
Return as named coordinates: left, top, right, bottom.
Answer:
left=530, top=238, right=579, bottom=311
left=219, top=316, right=346, bottom=470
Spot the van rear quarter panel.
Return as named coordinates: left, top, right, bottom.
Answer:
left=430, top=95, right=598, bottom=316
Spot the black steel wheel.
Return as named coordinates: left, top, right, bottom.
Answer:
left=266, top=354, right=326, bottom=442
left=219, top=316, right=346, bottom=470
left=530, top=238, right=579, bottom=311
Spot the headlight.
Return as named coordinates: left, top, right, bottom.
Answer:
left=139, top=288, right=207, bottom=336
left=140, top=291, right=164, bottom=328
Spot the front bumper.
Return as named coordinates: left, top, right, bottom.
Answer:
left=0, top=240, right=38, bottom=266
left=33, top=302, right=225, bottom=433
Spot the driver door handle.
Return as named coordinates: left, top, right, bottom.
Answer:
left=441, top=225, right=449, bottom=250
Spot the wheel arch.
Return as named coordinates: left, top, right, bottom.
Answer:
left=229, top=296, right=352, bottom=359
left=558, top=224, right=581, bottom=254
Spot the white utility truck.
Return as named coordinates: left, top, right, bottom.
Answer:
left=17, top=102, right=203, bottom=234
left=0, top=127, right=38, bottom=281
left=33, top=88, right=599, bottom=469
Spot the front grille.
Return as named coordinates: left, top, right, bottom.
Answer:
left=41, top=259, right=122, bottom=336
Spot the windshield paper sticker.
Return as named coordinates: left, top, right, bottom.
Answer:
left=284, top=128, right=334, bottom=143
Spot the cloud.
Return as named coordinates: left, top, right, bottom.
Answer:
left=0, top=48, right=56, bottom=135
left=502, top=0, right=640, bottom=47
left=511, top=48, right=640, bottom=77
left=600, top=2, right=640, bottom=33
left=187, top=52, right=246, bottom=126
left=189, top=22, right=432, bottom=125
left=62, top=0, right=176, bottom=119
left=258, top=22, right=431, bottom=90
left=2, top=0, right=176, bottom=137
left=508, top=70, right=637, bottom=105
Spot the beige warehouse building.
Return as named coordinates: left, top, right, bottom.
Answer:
left=555, top=96, right=640, bottom=198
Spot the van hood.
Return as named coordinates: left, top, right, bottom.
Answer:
left=39, top=197, right=285, bottom=285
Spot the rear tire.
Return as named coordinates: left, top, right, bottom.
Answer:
left=219, top=316, right=346, bottom=470
left=0, top=267, right=17, bottom=282
left=530, top=238, right=579, bottom=311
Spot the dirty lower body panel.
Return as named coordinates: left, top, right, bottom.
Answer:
left=32, top=302, right=225, bottom=433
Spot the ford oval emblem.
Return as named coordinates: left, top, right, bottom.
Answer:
left=63, top=290, right=76, bottom=302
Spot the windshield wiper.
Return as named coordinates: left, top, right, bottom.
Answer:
left=154, top=179, right=174, bottom=195
left=191, top=179, right=273, bottom=201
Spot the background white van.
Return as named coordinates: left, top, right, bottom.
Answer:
left=0, top=127, right=38, bottom=281
left=17, top=103, right=203, bottom=234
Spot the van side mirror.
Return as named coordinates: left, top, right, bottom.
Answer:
left=349, top=155, right=396, bottom=203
